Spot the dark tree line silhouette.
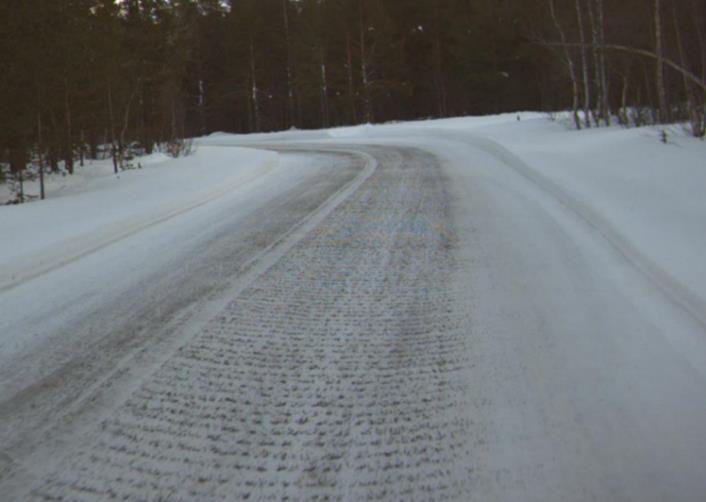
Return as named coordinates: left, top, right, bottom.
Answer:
left=1, top=0, right=704, bottom=201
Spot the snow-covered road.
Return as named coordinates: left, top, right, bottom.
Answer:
left=2, top=131, right=706, bottom=501
left=0, top=148, right=367, bottom=497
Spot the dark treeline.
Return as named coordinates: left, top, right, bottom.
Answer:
left=1, top=0, right=704, bottom=200
left=540, top=0, right=706, bottom=134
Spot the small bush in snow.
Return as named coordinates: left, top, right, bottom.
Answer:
left=164, top=138, right=195, bottom=159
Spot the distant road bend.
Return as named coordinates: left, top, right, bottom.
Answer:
left=2, top=141, right=706, bottom=501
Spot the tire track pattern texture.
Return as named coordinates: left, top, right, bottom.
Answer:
left=33, top=148, right=474, bottom=501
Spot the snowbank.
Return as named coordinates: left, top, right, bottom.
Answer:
left=371, top=115, right=706, bottom=325
left=0, top=146, right=278, bottom=291
left=422, top=116, right=706, bottom=325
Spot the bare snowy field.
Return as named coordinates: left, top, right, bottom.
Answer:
left=1, top=115, right=706, bottom=501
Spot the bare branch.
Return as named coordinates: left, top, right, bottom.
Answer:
left=540, top=42, right=706, bottom=93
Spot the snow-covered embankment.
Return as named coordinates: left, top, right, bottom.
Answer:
left=0, top=146, right=278, bottom=292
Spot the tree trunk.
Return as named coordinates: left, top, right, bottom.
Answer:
left=107, top=80, right=118, bottom=174
left=690, top=0, right=706, bottom=136
left=640, top=61, right=657, bottom=124
left=575, top=0, right=592, bottom=127
left=282, top=0, right=296, bottom=128
left=549, top=0, right=581, bottom=129
left=197, top=71, right=206, bottom=137
left=432, top=0, right=447, bottom=117
left=171, top=97, right=178, bottom=143
left=120, top=78, right=141, bottom=168
left=359, top=0, right=373, bottom=123
left=36, top=88, right=46, bottom=200
left=586, top=0, right=602, bottom=124
left=48, top=143, right=59, bottom=173
left=596, top=0, right=610, bottom=125
left=9, top=140, right=26, bottom=203
left=88, top=130, right=98, bottom=160
left=345, top=28, right=358, bottom=124
left=37, top=110, right=45, bottom=200
left=79, top=130, right=85, bottom=167
left=17, top=167, right=24, bottom=204
left=249, top=38, right=260, bottom=132
left=619, top=72, right=629, bottom=126
left=692, top=0, right=705, bottom=84
left=655, top=0, right=668, bottom=123
left=63, top=78, right=74, bottom=174
left=319, top=47, right=329, bottom=128
left=672, top=3, right=703, bottom=136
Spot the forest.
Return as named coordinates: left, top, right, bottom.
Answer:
left=1, top=0, right=704, bottom=201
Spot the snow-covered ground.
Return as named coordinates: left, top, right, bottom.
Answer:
left=2, top=114, right=706, bottom=500
left=7, top=114, right=704, bottom=314
left=0, top=146, right=277, bottom=292
left=201, top=113, right=706, bottom=329
left=395, top=115, right=706, bottom=327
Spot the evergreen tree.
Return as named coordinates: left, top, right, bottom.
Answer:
left=3, top=0, right=705, bottom=203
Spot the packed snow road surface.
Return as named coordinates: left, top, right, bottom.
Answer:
left=3, top=146, right=476, bottom=500
left=2, top=135, right=706, bottom=501
left=24, top=146, right=476, bottom=501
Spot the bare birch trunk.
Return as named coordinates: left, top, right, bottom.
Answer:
left=107, top=81, right=118, bottom=174
left=655, top=0, right=668, bottom=123
left=575, top=0, right=592, bottom=127
left=586, top=0, right=602, bottom=124
left=584, top=0, right=610, bottom=124
left=549, top=0, right=581, bottom=129
left=672, top=3, right=703, bottom=136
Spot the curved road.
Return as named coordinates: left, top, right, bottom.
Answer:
left=1, top=141, right=706, bottom=501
